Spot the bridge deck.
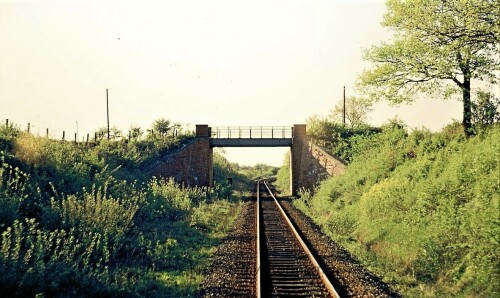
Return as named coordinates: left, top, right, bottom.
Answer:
left=210, top=138, right=292, bottom=147
left=210, top=126, right=293, bottom=147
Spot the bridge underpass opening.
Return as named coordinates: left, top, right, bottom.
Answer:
left=222, top=147, right=290, bottom=168
left=208, top=126, right=298, bottom=195
left=216, top=146, right=291, bottom=191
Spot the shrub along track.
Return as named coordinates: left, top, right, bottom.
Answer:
left=200, top=182, right=398, bottom=297
left=279, top=197, right=398, bottom=297
left=200, top=198, right=257, bottom=296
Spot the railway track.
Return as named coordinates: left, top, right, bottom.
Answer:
left=257, top=181, right=339, bottom=297
left=201, top=181, right=396, bottom=297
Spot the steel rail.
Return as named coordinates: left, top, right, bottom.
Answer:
left=262, top=181, right=340, bottom=298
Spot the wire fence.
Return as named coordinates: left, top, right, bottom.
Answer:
left=1, top=118, right=186, bottom=144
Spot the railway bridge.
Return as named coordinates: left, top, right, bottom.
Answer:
left=149, top=124, right=345, bottom=195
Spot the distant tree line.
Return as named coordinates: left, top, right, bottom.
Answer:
left=94, top=118, right=189, bottom=141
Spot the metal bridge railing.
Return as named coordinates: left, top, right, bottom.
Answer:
left=211, top=126, right=293, bottom=139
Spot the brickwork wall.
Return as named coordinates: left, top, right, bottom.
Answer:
left=298, top=142, right=346, bottom=192
left=291, top=125, right=306, bottom=195
left=149, top=137, right=213, bottom=187
left=291, top=124, right=346, bottom=195
left=308, top=143, right=346, bottom=176
left=149, top=124, right=344, bottom=193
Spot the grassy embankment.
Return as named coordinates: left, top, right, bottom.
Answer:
left=282, top=122, right=499, bottom=296
left=0, top=122, right=249, bottom=296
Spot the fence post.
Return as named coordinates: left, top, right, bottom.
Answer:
left=74, top=133, right=77, bottom=143
left=27, top=123, right=30, bottom=133
left=5, top=119, right=8, bottom=127
left=62, top=131, right=65, bottom=140
left=46, top=128, right=49, bottom=138
left=86, top=133, right=89, bottom=143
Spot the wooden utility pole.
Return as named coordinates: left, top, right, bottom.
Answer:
left=343, top=86, right=346, bottom=127
left=106, top=89, right=110, bottom=140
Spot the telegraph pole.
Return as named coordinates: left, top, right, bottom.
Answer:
left=343, top=86, right=346, bottom=127
left=106, top=89, right=110, bottom=140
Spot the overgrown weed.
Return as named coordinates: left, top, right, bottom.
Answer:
left=0, top=122, right=247, bottom=296
left=293, top=124, right=500, bottom=296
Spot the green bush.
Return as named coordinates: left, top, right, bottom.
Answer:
left=51, top=184, right=141, bottom=244
left=0, top=122, right=244, bottom=296
left=0, top=218, right=114, bottom=296
left=0, top=124, right=21, bottom=152
left=293, top=124, right=500, bottom=296
left=0, top=156, right=28, bottom=229
left=307, top=116, right=382, bottom=162
left=275, top=152, right=291, bottom=195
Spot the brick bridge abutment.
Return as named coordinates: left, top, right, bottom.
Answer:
left=149, top=124, right=345, bottom=195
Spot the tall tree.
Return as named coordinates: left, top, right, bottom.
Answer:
left=359, top=0, right=500, bottom=136
left=95, top=126, right=122, bottom=140
left=329, top=96, right=374, bottom=128
left=152, top=118, right=172, bottom=137
left=129, top=124, right=144, bottom=139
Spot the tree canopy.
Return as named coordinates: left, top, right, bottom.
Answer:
left=359, top=0, right=500, bottom=135
left=151, top=118, right=183, bottom=138
left=471, top=90, right=500, bottom=127
left=329, top=96, right=374, bottom=129
left=152, top=118, right=172, bottom=137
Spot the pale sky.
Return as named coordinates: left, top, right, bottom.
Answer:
left=0, top=0, right=474, bottom=166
